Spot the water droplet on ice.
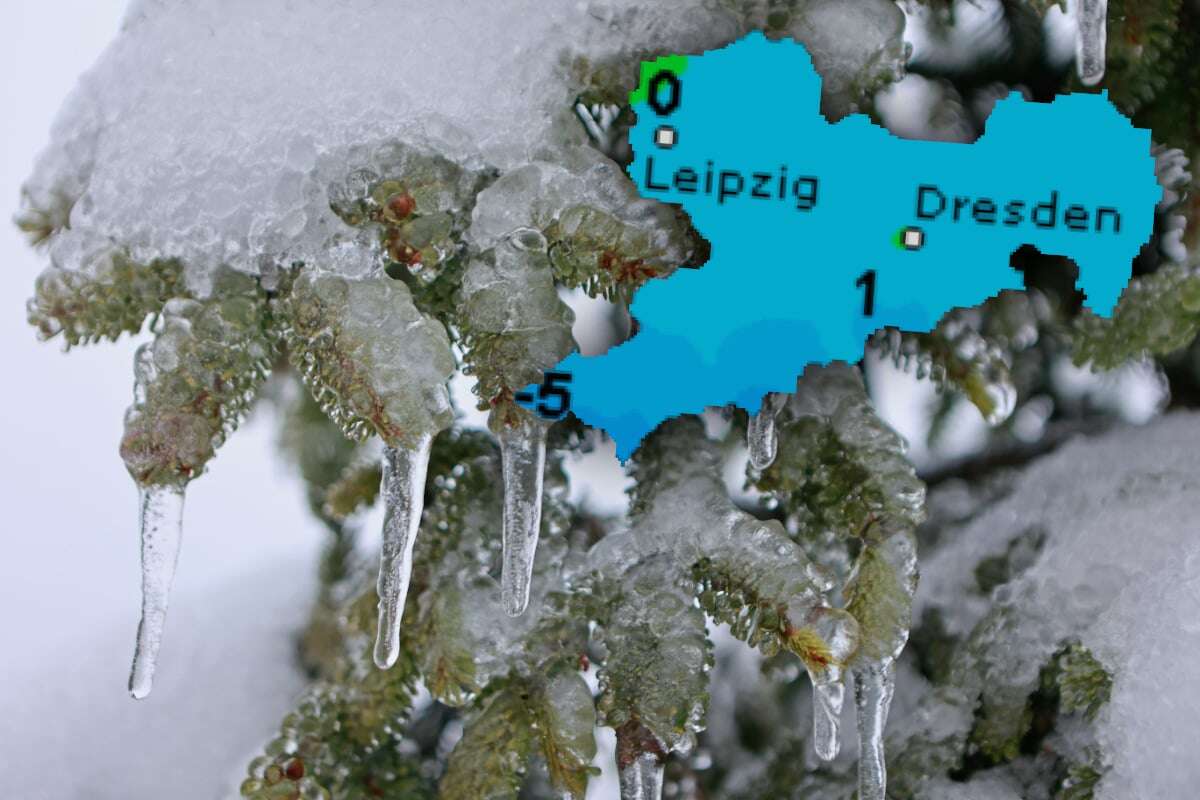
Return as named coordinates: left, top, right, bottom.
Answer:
left=747, top=392, right=787, bottom=469
left=983, top=377, right=1016, bottom=426
left=507, top=226, right=548, bottom=253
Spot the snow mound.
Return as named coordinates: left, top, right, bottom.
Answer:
left=1, top=558, right=314, bottom=799
left=22, top=0, right=738, bottom=294
left=917, top=412, right=1200, bottom=799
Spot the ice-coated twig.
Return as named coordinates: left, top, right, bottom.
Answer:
left=574, top=100, right=623, bottom=159
left=619, top=752, right=665, bottom=800
left=1074, top=0, right=1108, bottom=86
left=496, top=410, right=549, bottom=616
left=373, top=434, right=434, bottom=669
left=853, top=662, right=897, bottom=800
left=812, top=679, right=845, bottom=761
left=747, top=391, right=788, bottom=470
left=128, top=483, right=186, bottom=700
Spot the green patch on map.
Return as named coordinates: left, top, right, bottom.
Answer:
left=628, top=53, right=689, bottom=105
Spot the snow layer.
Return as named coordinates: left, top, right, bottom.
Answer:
left=1, top=558, right=314, bottom=799
left=23, top=0, right=738, bottom=295
left=917, top=412, right=1200, bottom=799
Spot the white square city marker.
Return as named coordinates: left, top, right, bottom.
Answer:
left=902, top=226, right=925, bottom=250
left=654, top=125, right=677, bottom=148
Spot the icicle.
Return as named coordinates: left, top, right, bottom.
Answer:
left=853, top=662, right=897, bottom=800
left=373, top=433, right=434, bottom=669
left=618, top=752, right=664, bottom=800
left=128, top=483, right=185, bottom=700
left=497, top=411, right=549, bottom=616
left=1074, top=0, right=1108, bottom=86
left=747, top=392, right=786, bottom=470
left=812, top=679, right=845, bottom=761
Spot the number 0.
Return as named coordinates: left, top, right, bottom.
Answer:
left=648, top=70, right=682, bottom=116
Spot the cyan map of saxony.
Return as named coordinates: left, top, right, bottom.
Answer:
left=530, top=31, right=1161, bottom=461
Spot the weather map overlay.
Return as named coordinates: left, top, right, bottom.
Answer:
left=521, top=31, right=1162, bottom=461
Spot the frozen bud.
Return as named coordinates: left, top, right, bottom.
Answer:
left=460, top=239, right=575, bottom=404
left=286, top=269, right=456, bottom=446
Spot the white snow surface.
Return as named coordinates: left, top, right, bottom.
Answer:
left=917, top=412, right=1200, bottom=800
left=23, top=0, right=738, bottom=296
left=1, top=558, right=314, bottom=799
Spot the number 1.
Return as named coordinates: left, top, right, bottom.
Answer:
left=856, top=269, right=876, bottom=317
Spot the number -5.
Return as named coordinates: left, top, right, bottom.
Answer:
left=537, top=372, right=572, bottom=419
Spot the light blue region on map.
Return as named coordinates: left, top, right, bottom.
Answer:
left=529, top=31, right=1161, bottom=461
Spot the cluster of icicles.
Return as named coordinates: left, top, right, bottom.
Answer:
left=129, top=412, right=552, bottom=692
left=133, top=405, right=758, bottom=687
left=748, top=397, right=889, bottom=793
left=129, top=386, right=899, bottom=799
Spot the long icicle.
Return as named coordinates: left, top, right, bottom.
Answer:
left=497, top=410, right=548, bottom=616
left=853, top=662, right=897, bottom=800
left=812, top=678, right=845, bottom=761
left=128, top=483, right=186, bottom=699
left=747, top=392, right=787, bottom=470
left=619, top=752, right=665, bottom=800
left=373, top=433, right=434, bottom=669
left=1075, top=0, right=1108, bottom=86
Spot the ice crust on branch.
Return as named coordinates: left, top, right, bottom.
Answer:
left=592, top=413, right=867, bottom=774
left=467, top=147, right=696, bottom=302
left=20, top=0, right=738, bottom=295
